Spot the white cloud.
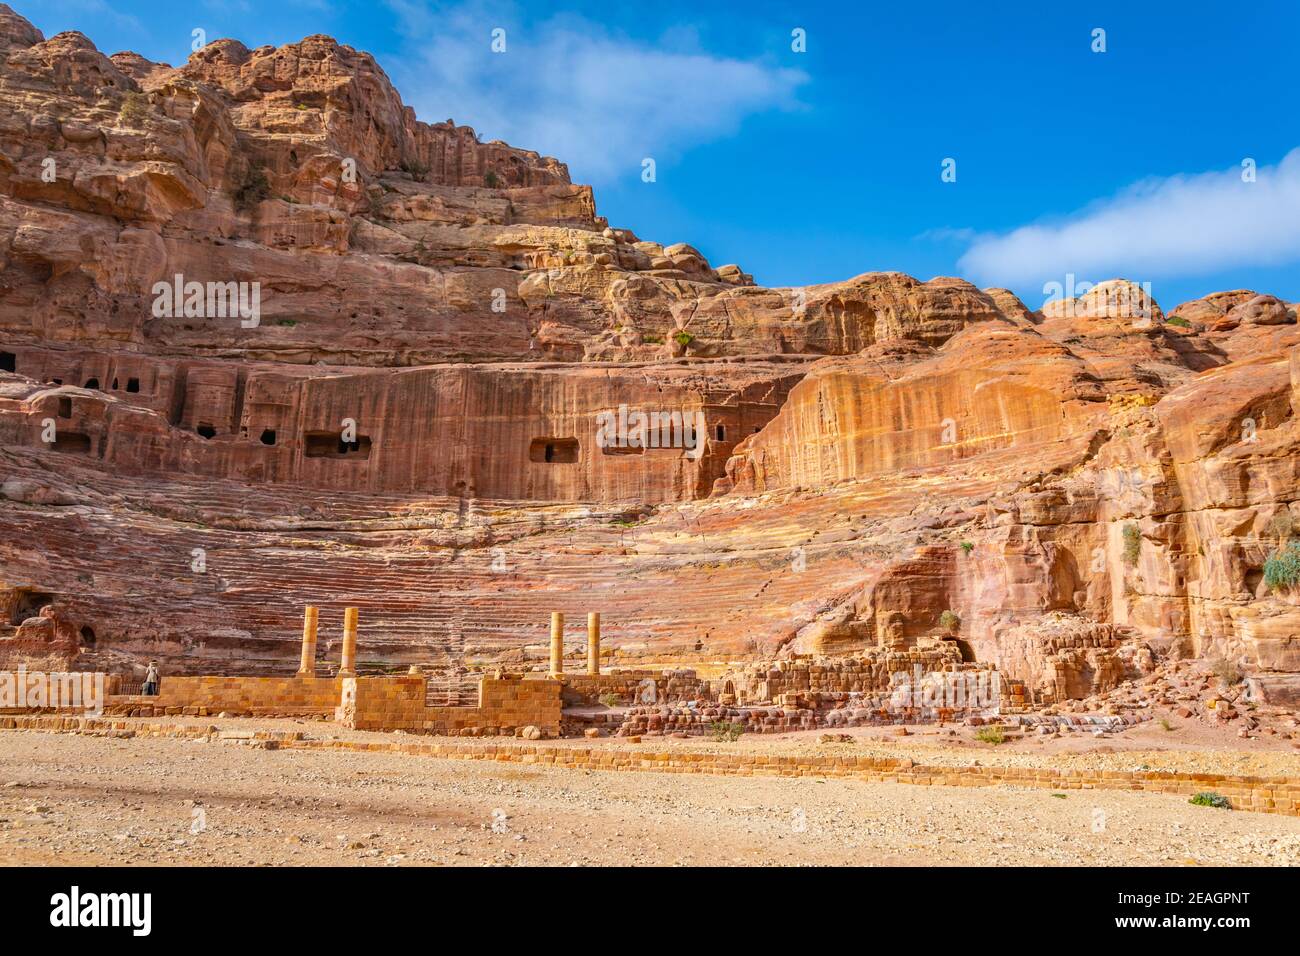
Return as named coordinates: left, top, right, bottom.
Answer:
left=383, top=1, right=807, bottom=180
left=957, top=148, right=1300, bottom=287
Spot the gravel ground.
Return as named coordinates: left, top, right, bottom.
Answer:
left=2, top=729, right=1299, bottom=866
left=76, top=711, right=1300, bottom=778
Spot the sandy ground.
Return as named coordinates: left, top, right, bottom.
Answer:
left=2, top=728, right=1299, bottom=866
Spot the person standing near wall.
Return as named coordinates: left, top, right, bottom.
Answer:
left=142, top=660, right=160, bottom=696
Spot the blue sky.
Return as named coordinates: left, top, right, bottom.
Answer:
left=31, top=0, right=1300, bottom=310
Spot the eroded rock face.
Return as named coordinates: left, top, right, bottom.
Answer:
left=1, top=4, right=1299, bottom=702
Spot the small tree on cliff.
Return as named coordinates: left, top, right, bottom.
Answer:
left=118, top=91, right=149, bottom=128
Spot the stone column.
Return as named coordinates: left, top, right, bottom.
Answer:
left=296, top=605, right=318, bottom=677
left=339, top=606, right=359, bottom=677
left=549, top=611, right=564, bottom=677
left=587, top=612, right=601, bottom=676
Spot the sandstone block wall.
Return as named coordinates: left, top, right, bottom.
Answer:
left=719, top=646, right=969, bottom=702
left=116, top=675, right=342, bottom=716
left=338, top=674, right=561, bottom=736
left=561, top=670, right=706, bottom=706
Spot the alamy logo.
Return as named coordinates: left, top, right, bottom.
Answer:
left=1042, top=274, right=1154, bottom=323
left=151, top=274, right=261, bottom=328
left=595, top=404, right=708, bottom=460
left=50, top=886, right=151, bottom=936
left=0, top=668, right=103, bottom=716
left=887, top=665, right=1000, bottom=711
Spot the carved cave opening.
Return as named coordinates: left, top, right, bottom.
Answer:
left=304, top=431, right=372, bottom=459
left=530, top=437, right=580, bottom=463
left=10, top=590, right=53, bottom=625
left=52, top=432, right=91, bottom=454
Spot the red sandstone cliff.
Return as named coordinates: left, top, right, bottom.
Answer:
left=1, top=5, right=1298, bottom=708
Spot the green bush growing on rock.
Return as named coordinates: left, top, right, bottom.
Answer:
left=1263, top=541, right=1300, bottom=591
left=939, top=609, right=960, bottom=633
left=1189, top=792, right=1231, bottom=809
left=1121, top=523, right=1141, bottom=566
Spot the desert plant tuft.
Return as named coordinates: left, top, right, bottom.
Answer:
left=709, top=720, right=745, bottom=742
left=974, top=725, right=1005, bottom=745
left=483, top=170, right=499, bottom=188
left=673, top=330, right=694, bottom=347
left=233, top=165, right=270, bottom=211
left=938, top=609, right=960, bottom=634
left=1189, top=791, right=1231, bottom=809
left=598, top=692, right=620, bottom=708
left=960, top=540, right=974, bottom=553
left=399, top=158, right=430, bottom=179
left=1210, top=657, right=1241, bottom=688
left=1165, top=315, right=1191, bottom=329
left=1266, top=510, right=1294, bottom=544
left=1121, top=523, right=1141, bottom=566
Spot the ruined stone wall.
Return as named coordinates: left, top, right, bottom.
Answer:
left=560, top=670, right=707, bottom=706
left=718, top=645, right=967, bottom=703
left=111, top=675, right=342, bottom=716
left=337, top=673, right=561, bottom=736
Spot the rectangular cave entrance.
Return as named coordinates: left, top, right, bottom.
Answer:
left=304, top=431, right=372, bottom=460
left=529, top=437, right=579, bottom=463
left=0, top=351, right=14, bottom=373
left=51, top=432, right=91, bottom=454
